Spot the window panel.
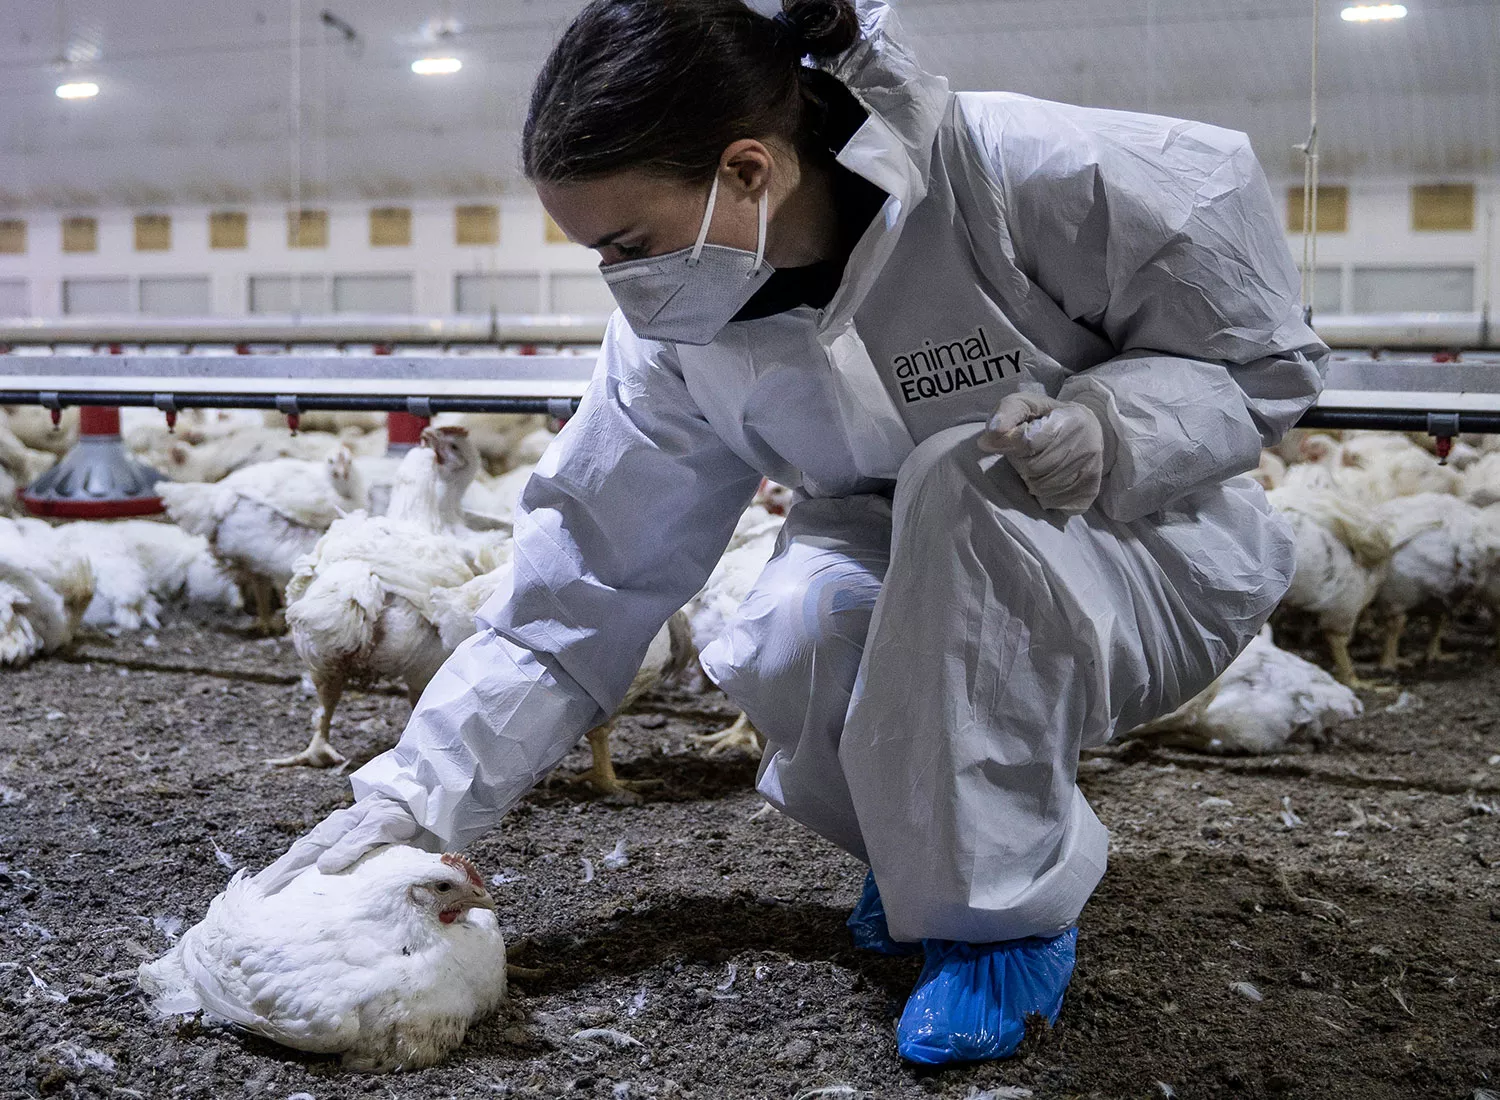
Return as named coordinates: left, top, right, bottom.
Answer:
left=549, top=271, right=615, bottom=315
left=287, top=209, right=328, bottom=249
left=0, top=279, right=28, bottom=317
left=210, top=211, right=248, bottom=249
left=0, top=219, right=25, bottom=255
left=455, top=205, right=499, bottom=246
left=134, top=214, right=171, bottom=251
left=370, top=207, right=412, bottom=247
left=63, top=277, right=131, bottom=315
left=455, top=273, right=541, bottom=314
left=1351, top=266, right=1475, bottom=313
left=62, top=216, right=97, bottom=253
left=1412, top=184, right=1475, bottom=232
left=1286, top=186, right=1349, bottom=234
left=139, top=276, right=210, bottom=316
left=332, top=273, right=413, bottom=314
left=249, top=274, right=330, bottom=314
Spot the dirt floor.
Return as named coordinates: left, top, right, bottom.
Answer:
left=1, top=615, right=1497, bottom=1100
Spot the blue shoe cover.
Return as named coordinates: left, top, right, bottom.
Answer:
left=846, top=870, right=921, bottom=956
left=896, top=927, right=1078, bottom=1064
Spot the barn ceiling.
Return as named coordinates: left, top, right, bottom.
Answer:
left=0, top=0, right=1496, bottom=211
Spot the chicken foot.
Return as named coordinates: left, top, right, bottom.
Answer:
left=691, top=711, right=766, bottom=757
left=248, top=576, right=282, bottom=636
left=268, top=671, right=349, bottom=768
left=1328, top=629, right=1394, bottom=692
left=555, top=722, right=661, bottom=800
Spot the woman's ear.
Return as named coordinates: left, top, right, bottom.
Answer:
left=720, top=139, right=777, bottom=200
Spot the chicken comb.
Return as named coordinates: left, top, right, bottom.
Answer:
left=441, top=852, right=484, bottom=889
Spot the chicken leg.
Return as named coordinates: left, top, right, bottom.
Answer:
left=248, top=576, right=280, bottom=636
left=1423, top=612, right=1458, bottom=663
left=691, top=712, right=766, bottom=757
left=1377, top=613, right=1407, bottom=672
left=269, top=670, right=348, bottom=768
left=1327, top=629, right=1392, bottom=692
left=557, top=722, right=661, bottom=799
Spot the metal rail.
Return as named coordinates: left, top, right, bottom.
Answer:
left=4, top=353, right=1500, bottom=433
left=0, top=309, right=1491, bottom=351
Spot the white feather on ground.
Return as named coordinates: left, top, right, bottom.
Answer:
left=138, top=847, right=506, bottom=1073
left=1128, top=628, right=1363, bottom=753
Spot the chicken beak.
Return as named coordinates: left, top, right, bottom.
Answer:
left=469, top=888, right=498, bottom=912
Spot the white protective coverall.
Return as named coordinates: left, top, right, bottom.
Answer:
left=351, top=0, right=1325, bottom=944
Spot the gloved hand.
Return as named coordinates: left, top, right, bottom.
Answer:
left=847, top=870, right=922, bottom=956
left=250, top=795, right=438, bottom=895
left=977, top=393, right=1106, bottom=515
left=897, top=927, right=1078, bottom=1064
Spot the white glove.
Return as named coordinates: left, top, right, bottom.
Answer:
left=977, top=392, right=1106, bottom=515
left=250, top=795, right=439, bottom=895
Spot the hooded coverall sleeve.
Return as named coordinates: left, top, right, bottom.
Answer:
left=351, top=316, right=762, bottom=848
left=959, top=94, right=1327, bottom=524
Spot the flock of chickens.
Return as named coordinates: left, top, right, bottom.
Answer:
left=5, top=406, right=1499, bottom=1070
left=0, top=405, right=775, bottom=784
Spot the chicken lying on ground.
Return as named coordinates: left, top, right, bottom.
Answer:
left=152, top=426, right=382, bottom=485
left=1370, top=493, right=1500, bottom=670
left=160, top=444, right=366, bottom=632
left=138, top=848, right=506, bottom=1073
left=1127, top=627, right=1362, bottom=753
left=279, top=428, right=496, bottom=767
left=1267, top=478, right=1391, bottom=687
left=50, top=519, right=241, bottom=631
left=0, top=518, right=94, bottom=666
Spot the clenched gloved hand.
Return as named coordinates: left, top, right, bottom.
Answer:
left=977, top=393, right=1106, bottom=515
left=251, top=794, right=441, bottom=895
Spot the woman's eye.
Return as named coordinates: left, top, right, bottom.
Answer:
left=435, top=882, right=452, bottom=893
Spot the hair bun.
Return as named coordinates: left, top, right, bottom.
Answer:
left=779, top=0, right=860, bottom=59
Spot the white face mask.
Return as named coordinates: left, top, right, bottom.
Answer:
left=600, top=174, right=774, bottom=346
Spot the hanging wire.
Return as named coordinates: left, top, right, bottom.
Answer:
left=289, top=0, right=304, bottom=317
left=1297, top=0, right=1322, bottom=324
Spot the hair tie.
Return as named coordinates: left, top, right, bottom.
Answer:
left=772, top=11, right=806, bottom=48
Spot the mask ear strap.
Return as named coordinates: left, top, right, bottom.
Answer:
left=751, top=191, right=768, bottom=275
left=689, top=174, right=720, bottom=265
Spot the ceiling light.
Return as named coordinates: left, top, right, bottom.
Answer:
left=1341, top=4, right=1407, bottom=21
left=55, top=81, right=99, bottom=99
left=411, top=57, right=461, bottom=75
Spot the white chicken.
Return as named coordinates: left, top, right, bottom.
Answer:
left=139, top=847, right=506, bottom=1073
left=0, top=518, right=94, bottom=666
left=4, top=405, right=78, bottom=457
left=278, top=428, right=499, bottom=767
left=50, top=519, right=241, bottom=631
left=680, top=496, right=786, bottom=755
left=153, top=426, right=376, bottom=485
left=1370, top=493, right=1500, bottom=670
left=1461, top=452, right=1500, bottom=508
left=1128, top=627, right=1362, bottom=753
left=1249, top=450, right=1286, bottom=491
left=433, top=413, right=550, bottom=474
left=160, top=445, right=366, bottom=632
left=1266, top=482, right=1390, bottom=687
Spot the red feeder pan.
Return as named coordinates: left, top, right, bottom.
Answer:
left=386, top=410, right=429, bottom=457
left=21, top=406, right=164, bottom=519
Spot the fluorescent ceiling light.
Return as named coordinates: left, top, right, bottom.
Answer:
left=55, top=81, right=99, bottom=99
left=1341, top=4, right=1407, bottom=21
left=411, top=57, right=462, bottom=75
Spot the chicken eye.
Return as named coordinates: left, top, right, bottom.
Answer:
left=435, top=882, right=452, bottom=893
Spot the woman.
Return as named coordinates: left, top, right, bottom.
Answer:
left=260, top=0, right=1324, bottom=1063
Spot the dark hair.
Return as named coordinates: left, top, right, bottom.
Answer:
left=523, top=0, right=861, bottom=184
